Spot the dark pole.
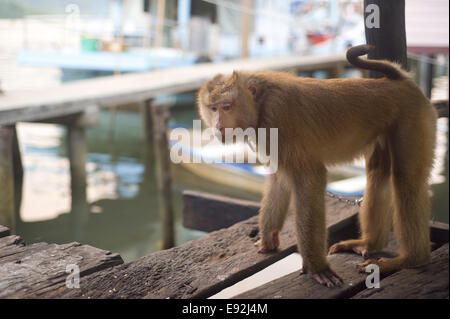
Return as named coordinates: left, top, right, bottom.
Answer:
left=364, top=0, right=408, bottom=78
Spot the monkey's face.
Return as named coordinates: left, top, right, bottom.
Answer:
left=197, top=72, right=258, bottom=143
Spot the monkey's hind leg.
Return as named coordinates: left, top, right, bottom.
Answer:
left=257, top=172, right=291, bottom=253
left=329, top=140, right=393, bottom=257
left=358, top=112, right=435, bottom=273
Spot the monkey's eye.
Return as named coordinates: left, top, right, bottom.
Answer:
left=210, top=105, right=218, bottom=112
left=222, top=103, right=232, bottom=111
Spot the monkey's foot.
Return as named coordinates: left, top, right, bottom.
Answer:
left=303, top=267, right=343, bottom=288
left=357, top=257, right=405, bottom=274
left=256, top=231, right=279, bottom=253
left=328, top=239, right=370, bottom=258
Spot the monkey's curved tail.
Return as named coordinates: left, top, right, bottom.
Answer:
left=346, top=44, right=409, bottom=80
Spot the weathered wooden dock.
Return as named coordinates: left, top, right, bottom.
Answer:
left=0, top=192, right=448, bottom=299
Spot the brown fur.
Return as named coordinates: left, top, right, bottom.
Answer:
left=197, top=45, right=437, bottom=287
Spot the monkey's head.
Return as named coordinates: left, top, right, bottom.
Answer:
left=197, top=71, right=258, bottom=143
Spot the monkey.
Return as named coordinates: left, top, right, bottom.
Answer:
left=197, top=44, right=437, bottom=287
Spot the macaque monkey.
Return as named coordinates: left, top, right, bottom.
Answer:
left=197, top=45, right=437, bottom=287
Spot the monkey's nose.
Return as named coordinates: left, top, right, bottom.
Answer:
left=214, top=127, right=225, bottom=137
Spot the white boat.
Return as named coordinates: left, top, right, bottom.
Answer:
left=168, top=128, right=365, bottom=197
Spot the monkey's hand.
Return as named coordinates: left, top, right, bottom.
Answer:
left=255, top=230, right=280, bottom=253
left=302, top=266, right=343, bottom=288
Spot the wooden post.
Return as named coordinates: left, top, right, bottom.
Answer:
left=0, top=126, right=15, bottom=230
left=240, top=0, right=251, bottom=58
left=139, top=99, right=155, bottom=198
left=140, top=99, right=154, bottom=143
left=151, top=102, right=175, bottom=249
left=154, top=0, right=166, bottom=48
left=419, top=54, right=434, bottom=98
left=327, top=63, right=344, bottom=78
left=11, top=125, right=23, bottom=222
left=364, top=0, right=407, bottom=77
left=66, top=109, right=98, bottom=227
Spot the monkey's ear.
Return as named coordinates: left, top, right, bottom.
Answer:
left=231, top=70, right=240, bottom=83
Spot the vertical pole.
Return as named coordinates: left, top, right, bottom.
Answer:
left=420, top=55, right=434, bottom=98
left=328, top=63, right=344, bottom=78
left=364, top=0, right=407, bottom=77
left=67, top=119, right=89, bottom=227
left=11, top=125, right=23, bottom=223
left=144, top=2, right=153, bottom=48
left=177, top=0, right=191, bottom=50
left=139, top=99, right=155, bottom=197
left=0, top=127, right=15, bottom=230
left=155, top=0, right=166, bottom=48
left=141, top=99, right=154, bottom=143
left=240, top=0, right=251, bottom=58
left=151, top=102, right=174, bottom=249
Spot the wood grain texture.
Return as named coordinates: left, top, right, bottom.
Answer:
left=234, top=235, right=400, bottom=299
left=0, top=237, right=123, bottom=298
left=0, top=225, right=10, bottom=238
left=46, top=196, right=359, bottom=299
left=352, top=243, right=449, bottom=299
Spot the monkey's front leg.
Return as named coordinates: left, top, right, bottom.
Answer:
left=257, top=173, right=291, bottom=253
left=291, top=164, right=343, bottom=288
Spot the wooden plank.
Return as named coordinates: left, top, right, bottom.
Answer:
left=352, top=243, right=449, bottom=299
left=432, top=100, right=449, bottom=118
left=0, top=241, right=123, bottom=298
left=183, top=190, right=260, bottom=232
left=0, top=225, right=10, bottom=238
left=430, top=220, right=449, bottom=246
left=0, top=53, right=347, bottom=125
left=0, top=235, right=23, bottom=249
left=183, top=190, right=360, bottom=235
left=0, top=235, right=54, bottom=265
left=47, top=196, right=359, bottom=299
left=234, top=235, right=400, bottom=299
left=0, top=57, right=444, bottom=126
